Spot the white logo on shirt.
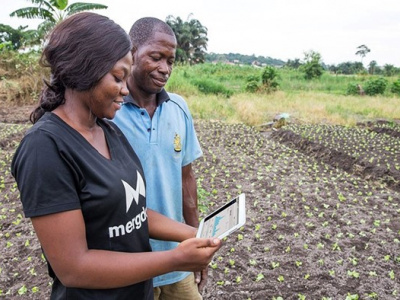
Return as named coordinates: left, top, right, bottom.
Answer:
left=107, top=172, right=147, bottom=238
left=122, top=171, right=145, bottom=213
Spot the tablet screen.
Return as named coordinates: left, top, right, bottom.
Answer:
left=198, top=198, right=239, bottom=238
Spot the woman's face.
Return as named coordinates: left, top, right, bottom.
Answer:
left=89, top=52, right=132, bottom=120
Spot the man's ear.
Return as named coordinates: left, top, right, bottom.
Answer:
left=131, top=46, right=137, bottom=63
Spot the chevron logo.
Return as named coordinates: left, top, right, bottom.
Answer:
left=122, top=171, right=145, bottom=213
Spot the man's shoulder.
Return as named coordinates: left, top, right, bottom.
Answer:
left=165, top=92, right=190, bottom=114
left=166, top=92, right=186, bottom=104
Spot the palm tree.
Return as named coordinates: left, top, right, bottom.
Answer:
left=166, top=14, right=208, bottom=65
left=368, top=60, right=377, bottom=75
left=187, top=18, right=208, bottom=64
left=10, top=0, right=107, bottom=40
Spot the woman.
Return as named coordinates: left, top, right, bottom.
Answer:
left=11, top=12, right=221, bottom=299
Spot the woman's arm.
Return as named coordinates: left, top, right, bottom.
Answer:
left=147, top=208, right=197, bottom=241
left=32, top=209, right=220, bottom=289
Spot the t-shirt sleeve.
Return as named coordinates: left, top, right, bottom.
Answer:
left=12, top=130, right=81, bottom=218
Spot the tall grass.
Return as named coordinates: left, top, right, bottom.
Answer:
left=0, top=51, right=45, bottom=105
left=185, top=91, right=400, bottom=126
left=1, top=51, right=398, bottom=126
left=167, top=63, right=399, bottom=126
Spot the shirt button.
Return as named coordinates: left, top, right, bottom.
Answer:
left=141, top=112, right=145, bottom=115
left=147, top=128, right=151, bottom=132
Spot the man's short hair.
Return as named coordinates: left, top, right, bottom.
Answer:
left=129, top=17, right=175, bottom=48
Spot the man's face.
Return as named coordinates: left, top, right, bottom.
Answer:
left=130, top=32, right=177, bottom=96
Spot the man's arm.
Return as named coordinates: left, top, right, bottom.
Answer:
left=182, top=163, right=199, bottom=227
left=182, top=163, right=209, bottom=291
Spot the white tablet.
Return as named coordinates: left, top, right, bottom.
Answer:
left=196, top=193, right=246, bottom=239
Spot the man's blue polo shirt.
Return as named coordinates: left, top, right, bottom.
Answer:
left=112, top=89, right=203, bottom=287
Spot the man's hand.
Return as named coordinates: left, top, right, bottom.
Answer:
left=195, top=266, right=209, bottom=291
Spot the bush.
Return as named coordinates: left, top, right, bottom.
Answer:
left=364, top=77, right=388, bottom=96
left=245, top=75, right=260, bottom=93
left=346, top=83, right=360, bottom=95
left=190, top=78, right=233, bottom=98
left=390, top=78, right=400, bottom=95
left=261, top=66, right=279, bottom=91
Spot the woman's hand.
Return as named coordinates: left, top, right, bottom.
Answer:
left=172, top=237, right=222, bottom=272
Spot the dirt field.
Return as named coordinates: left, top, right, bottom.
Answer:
left=1, top=105, right=400, bottom=299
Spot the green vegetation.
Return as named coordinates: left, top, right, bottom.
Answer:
left=166, top=15, right=208, bottom=64
left=8, top=0, right=107, bottom=46
left=0, top=50, right=399, bottom=126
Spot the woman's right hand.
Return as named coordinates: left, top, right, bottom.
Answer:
left=172, top=238, right=222, bottom=272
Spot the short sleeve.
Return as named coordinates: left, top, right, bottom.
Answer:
left=12, top=130, right=81, bottom=218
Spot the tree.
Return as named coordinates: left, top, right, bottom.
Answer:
left=300, top=50, right=324, bottom=80
left=355, top=44, right=370, bottom=64
left=383, top=64, right=395, bottom=77
left=0, top=24, right=41, bottom=50
left=10, top=0, right=107, bottom=41
left=368, top=60, right=377, bottom=75
left=261, top=66, right=279, bottom=92
left=285, top=58, right=302, bottom=69
left=336, top=61, right=365, bottom=75
left=166, top=14, right=208, bottom=65
left=328, top=64, right=339, bottom=75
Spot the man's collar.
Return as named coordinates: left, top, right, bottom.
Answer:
left=123, top=89, right=170, bottom=107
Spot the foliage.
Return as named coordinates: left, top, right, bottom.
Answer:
left=206, top=52, right=285, bottom=67
left=0, top=24, right=40, bottom=51
left=383, top=64, right=396, bottom=77
left=166, top=14, right=208, bottom=65
left=346, top=83, right=361, bottom=96
left=9, top=0, right=107, bottom=42
left=0, top=50, right=45, bottom=104
left=300, top=50, right=324, bottom=80
left=245, top=75, right=260, bottom=93
left=355, top=44, right=370, bottom=62
left=0, top=50, right=42, bottom=78
left=330, top=61, right=366, bottom=75
left=284, top=58, right=302, bottom=69
left=1, top=54, right=399, bottom=123
left=390, top=78, right=400, bottom=95
left=261, top=66, right=279, bottom=90
left=368, top=60, right=378, bottom=75
left=244, top=66, right=279, bottom=93
left=364, top=77, right=388, bottom=96
left=190, top=77, right=233, bottom=98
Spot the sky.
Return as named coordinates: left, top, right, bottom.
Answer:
left=1, top=0, right=400, bottom=67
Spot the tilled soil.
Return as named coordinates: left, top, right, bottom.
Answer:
left=1, top=108, right=400, bottom=299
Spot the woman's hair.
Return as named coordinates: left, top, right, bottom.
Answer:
left=30, top=12, right=132, bottom=123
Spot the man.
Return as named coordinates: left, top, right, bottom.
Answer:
left=113, top=17, right=205, bottom=299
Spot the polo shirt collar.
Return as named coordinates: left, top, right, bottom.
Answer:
left=123, top=89, right=170, bottom=107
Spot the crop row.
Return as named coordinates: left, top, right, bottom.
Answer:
left=0, top=123, right=48, bottom=298
left=194, top=120, right=400, bottom=299
left=272, top=123, right=400, bottom=192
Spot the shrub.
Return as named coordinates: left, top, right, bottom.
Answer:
left=346, top=83, right=360, bottom=95
left=390, top=78, right=400, bottom=95
left=364, top=77, right=388, bottom=96
left=245, top=75, right=260, bottom=93
left=190, top=78, right=233, bottom=98
left=261, top=66, right=279, bottom=91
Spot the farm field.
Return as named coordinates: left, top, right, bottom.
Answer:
left=1, top=105, right=400, bottom=299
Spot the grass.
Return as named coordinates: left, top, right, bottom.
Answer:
left=1, top=50, right=399, bottom=126
left=185, top=91, right=400, bottom=126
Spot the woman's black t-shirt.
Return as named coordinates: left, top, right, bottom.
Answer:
left=11, top=112, right=153, bottom=300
